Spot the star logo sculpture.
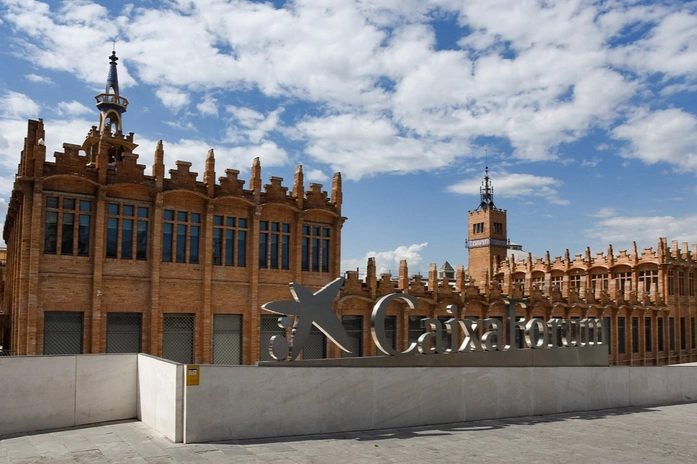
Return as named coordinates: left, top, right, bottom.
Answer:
left=261, top=277, right=352, bottom=361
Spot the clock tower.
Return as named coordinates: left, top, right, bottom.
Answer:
left=467, top=167, right=508, bottom=290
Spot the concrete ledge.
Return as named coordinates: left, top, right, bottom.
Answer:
left=258, top=345, right=609, bottom=367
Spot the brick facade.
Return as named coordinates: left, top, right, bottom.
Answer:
left=1, top=53, right=343, bottom=364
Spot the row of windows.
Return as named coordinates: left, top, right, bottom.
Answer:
left=41, top=311, right=697, bottom=363
left=42, top=196, right=331, bottom=272
left=616, top=316, right=696, bottom=354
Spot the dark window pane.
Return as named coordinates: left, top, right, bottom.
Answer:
left=213, top=228, right=223, bottom=265
left=259, top=233, right=268, bottom=268
left=164, top=209, right=174, bottom=221
left=176, top=224, right=187, bottom=263
left=79, top=200, right=91, bottom=212
left=106, top=217, right=118, bottom=258
left=44, top=211, right=58, bottom=254
left=282, top=235, right=290, bottom=270
left=312, top=238, right=320, bottom=272
left=322, top=239, right=329, bottom=272
left=46, top=196, right=59, bottom=209
left=191, top=213, right=201, bottom=224
left=61, top=213, right=74, bottom=255
left=108, top=203, right=119, bottom=215
left=225, top=229, right=234, bottom=266
left=282, top=223, right=290, bottom=233
left=121, top=219, right=133, bottom=259
left=123, top=205, right=134, bottom=217
left=238, top=218, right=247, bottom=228
left=214, top=215, right=223, bottom=226
left=302, top=237, right=309, bottom=271
left=190, top=226, right=200, bottom=264
left=177, top=211, right=187, bottom=222
left=270, top=233, right=278, bottom=268
left=162, top=223, right=173, bottom=262
left=137, top=206, right=148, bottom=218
left=78, top=214, right=90, bottom=256
left=136, top=221, right=147, bottom=260
left=226, top=217, right=235, bottom=227
left=63, top=198, right=75, bottom=210
left=237, top=230, right=246, bottom=266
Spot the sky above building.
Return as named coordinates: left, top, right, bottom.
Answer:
left=1, top=0, right=697, bottom=278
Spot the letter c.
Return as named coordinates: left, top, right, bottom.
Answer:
left=371, top=293, right=419, bottom=356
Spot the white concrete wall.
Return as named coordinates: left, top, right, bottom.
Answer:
left=0, top=354, right=137, bottom=437
left=182, top=364, right=697, bottom=443
left=136, top=354, right=183, bottom=443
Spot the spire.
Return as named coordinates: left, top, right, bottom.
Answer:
left=477, top=165, right=496, bottom=211
left=95, top=48, right=129, bottom=135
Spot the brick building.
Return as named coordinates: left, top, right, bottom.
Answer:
left=1, top=52, right=344, bottom=364
left=334, top=170, right=697, bottom=366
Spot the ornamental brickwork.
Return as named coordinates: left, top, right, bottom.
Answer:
left=1, top=53, right=344, bottom=364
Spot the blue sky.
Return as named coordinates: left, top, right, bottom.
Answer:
left=2, top=0, right=697, bottom=278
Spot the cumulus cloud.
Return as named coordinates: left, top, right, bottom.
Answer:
left=341, top=242, right=429, bottom=276
left=25, top=73, right=53, bottom=84
left=447, top=171, right=568, bottom=205
left=585, top=214, right=697, bottom=248
left=1, top=0, right=697, bottom=191
left=56, top=100, right=92, bottom=116
left=612, top=108, right=697, bottom=173
left=0, top=91, right=40, bottom=119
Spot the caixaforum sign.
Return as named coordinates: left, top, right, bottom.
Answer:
left=262, top=277, right=604, bottom=362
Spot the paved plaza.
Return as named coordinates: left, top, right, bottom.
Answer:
left=2, top=402, right=697, bottom=463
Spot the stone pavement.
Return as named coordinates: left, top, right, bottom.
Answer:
left=2, top=402, right=697, bottom=463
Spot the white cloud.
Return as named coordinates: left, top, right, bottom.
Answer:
left=341, top=242, right=429, bottom=276
left=155, top=86, right=190, bottom=112
left=447, top=171, right=568, bottom=205
left=56, top=100, right=92, bottom=116
left=1, top=0, right=697, bottom=182
left=225, top=106, right=283, bottom=144
left=0, top=91, right=40, bottom=119
left=197, top=94, right=218, bottom=116
left=586, top=214, right=697, bottom=248
left=305, top=169, right=328, bottom=183
left=25, top=73, right=53, bottom=84
left=612, top=108, right=697, bottom=172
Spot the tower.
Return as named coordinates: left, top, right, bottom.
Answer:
left=467, top=166, right=508, bottom=290
left=82, top=49, right=137, bottom=173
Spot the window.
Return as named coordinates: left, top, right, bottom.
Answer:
left=602, top=317, right=612, bottom=354
left=259, top=221, right=290, bottom=269
left=304, top=326, right=327, bottom=360
left=632, top=317, right=639, bottom=353
left=638, top=269, right=659, bottom=295
left=679, top=271, right=686, bottom=296
left=409, top=316, right=425, bottom=345
left=681, top=317, right=686, bottom=350
left=617, top=317, right=626, bottom=354
left=493, top=222, right=503, bottom=234
left=162, top=314, right=194, bottom=364
left=472, top=222, right=485, bottom=234
left=690, top=272, right=695, bottom=297
left=341, top=316, right=363, bottom=358
left=106, top=202, right=149, bottom=260
left=615, top=272, right=632, bottom=297
left=44, top=312, right=83, bottom=354
left=212, top=216, right=248, bottom=267
left=668, top=270, right=675, bottom=296
left=590, top=273, right=608, bottom=293
left=302, top=224, right=331, bottom=272
left=569, top=275, right=581, bottom=291
left=692, top=317, right=696, bottom=350
left=162, top=210, right=200, bottom=264
left=669, top=317, right=675, bottom=351
left=44, top=196, right=92, bottom=256
left=645, top=317, right=652, bottom=352
left=106, top=313, right=142, bottom=353
left=260, top=315, right=287, bottom=362
left=551, top=275, right=564, bottom=292
left=658, top=317, right=664, bottom=351
left=213, top=315, right=242, bottom=364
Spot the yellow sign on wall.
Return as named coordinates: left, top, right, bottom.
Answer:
left=186, top=365, right=200, bottom=386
